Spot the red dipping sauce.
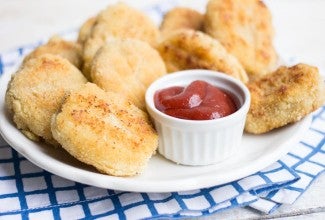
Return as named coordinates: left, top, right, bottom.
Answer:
left=154, top=80, right=237, bottom=120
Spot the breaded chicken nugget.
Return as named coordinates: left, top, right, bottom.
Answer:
left=81, top=37, right=106, bottom=80
left=77, top=16, right=97, bottom=46
left=157, top=30, right=248, bottom=83
left=23, top=36, right=83, bottom=69
left=160, top=7, right=204, bottom=39
left=245, top=63, right=325, bottom=134
left=91, top=2, right=159, bottom=46
left=91, top=38, right=166, bottom=110
left=5, top=54, right=87, bottom=146
left=204, top=0, right=278, bottom=80
left=82, top=3, right=159, bottom=78
left=51, top=83, right=158, bottom=176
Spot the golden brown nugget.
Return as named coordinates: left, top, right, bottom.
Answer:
left=51, top=83, right=158, bottom=176
left=204, top=0, right=278, bottom=80
left=160, top=7, right=204, bottom=39
left=23, top=36, right=83, bottom=69
left=91, top=38, right=166, bottom=110
left=82, top=3, right=159, bottom=77
left=157, top=30, right=248, bottom=83
left=81, top=37, right=104, bottom=80
left=90, top=2, right=159, bottom=46
left=245, top=64, right=325, bottom=134
left=77, top=16, right=97, bottom=46
left=5, top=54, right=87, bottom=146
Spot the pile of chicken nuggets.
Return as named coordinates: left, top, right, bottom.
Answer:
left=5, top=0, right=325, bottom=176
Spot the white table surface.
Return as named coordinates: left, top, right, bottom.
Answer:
left=0, top=0, right=324, bottom=219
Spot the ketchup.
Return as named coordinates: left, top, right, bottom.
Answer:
left=154, top=80, right=237, bottom=120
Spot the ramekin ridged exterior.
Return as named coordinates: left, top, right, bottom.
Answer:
left=145, top=70, right=250, bottom=166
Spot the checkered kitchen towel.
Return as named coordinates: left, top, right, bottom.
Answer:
left=1, top=2, right=325, bottom=220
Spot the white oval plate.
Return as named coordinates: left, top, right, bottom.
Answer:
left=0, top=68, right=311, bottom=193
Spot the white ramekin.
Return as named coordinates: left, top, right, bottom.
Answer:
left=145, top=70, right=250, bottom=166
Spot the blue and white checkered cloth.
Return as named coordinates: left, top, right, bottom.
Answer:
left=1, top=2, right=325, bottom=219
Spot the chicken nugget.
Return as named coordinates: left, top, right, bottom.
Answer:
left=5, top=54, right=87, bottom=146
left=91, top=38, right=166, bottom=110
left=157, top=30, right=248, bottom=83
left=51, top=83, right=158, bottom=176
left=160, top=7, right=204, bottom=39
left=77, top=16, right=97, bottom=46
left=81, top=37, right=104, bottom=80
left=91, top=2, right=159, bottom=46
left=245, top=63, right=325, bottom=134
left=82, top=3, right=159, bottom=78
left=204, top=0, right=278, bottom=80
left=23, top=35, right=83, bottom=69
